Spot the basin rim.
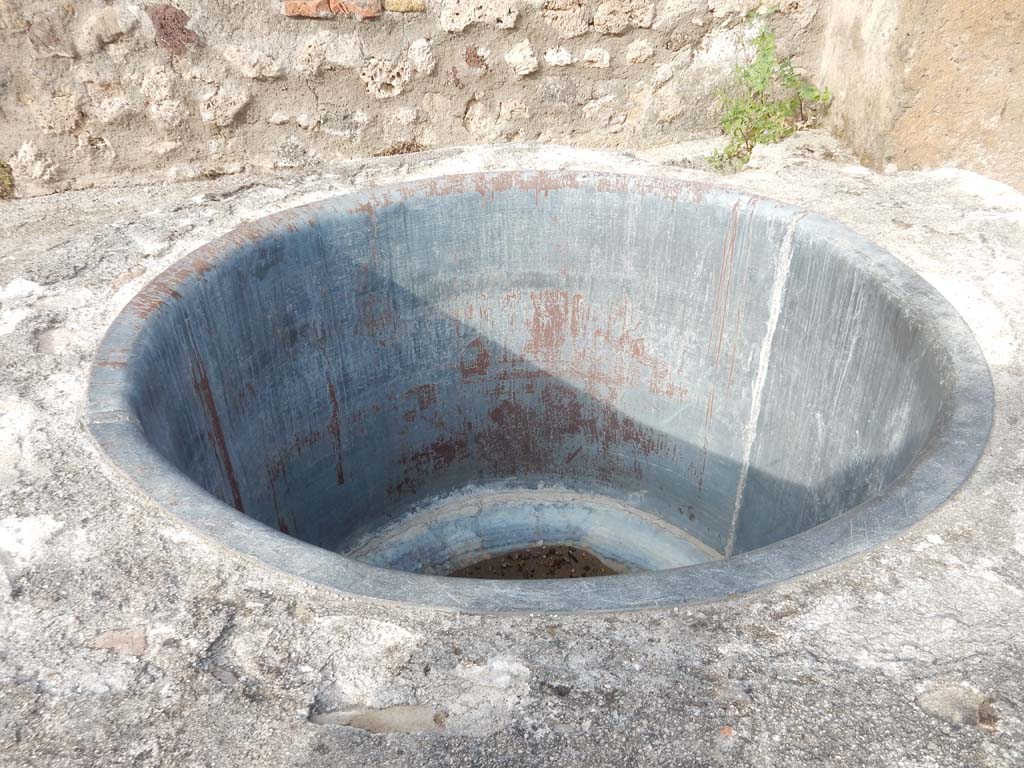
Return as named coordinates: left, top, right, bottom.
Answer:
left=85, top=170, right=995, bottom=614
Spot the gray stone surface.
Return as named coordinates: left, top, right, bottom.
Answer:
left=1, top=136, right=1022, bottom=765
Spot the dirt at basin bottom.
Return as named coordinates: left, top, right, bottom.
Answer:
left=447, top=545, right=623, bottom=579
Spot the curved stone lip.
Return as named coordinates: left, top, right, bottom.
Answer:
left=84, top=170, right=995, bottom=614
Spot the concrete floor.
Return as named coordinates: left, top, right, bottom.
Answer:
left=1, top=135, right=1022, bottom=767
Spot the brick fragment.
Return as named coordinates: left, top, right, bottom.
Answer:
left=282, top=0, right=334, bottom=18
left=146, top=5, right=199, bottom=54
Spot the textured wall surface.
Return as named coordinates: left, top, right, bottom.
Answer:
left=0, top=0, right=823, bottom=195
left=2, top=0, right=1019, bottom=196
left=819, top=0, right=1024, bottom=191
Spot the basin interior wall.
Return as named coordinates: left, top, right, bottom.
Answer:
left=124, top=176, right=946, bottom=575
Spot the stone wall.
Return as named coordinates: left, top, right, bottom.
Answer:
left=818, top=0, right=1024, bottom=191
left=3, top=0, right=1021, bottom=198
left=0, top=0, right=824, bottom=195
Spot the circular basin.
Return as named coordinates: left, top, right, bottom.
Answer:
left=87, top=171, right=993, bottom=612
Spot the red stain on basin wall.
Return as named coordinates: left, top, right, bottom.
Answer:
left=709, top=201, right=742, bottom=366
left=383, top=286, right=693, bottom=499
left=459, top=337, right=492, bottom=379
left=521, top=291, right=688, bottom=404
left=525, top=289, right=586, bottom=363
left=357, top=292, right=396, bottom=340
left=190, top=358, right=245, bottom=513
left=407, top=383, right=438, bottom=411
left=390, top=432, right=471, bottom=498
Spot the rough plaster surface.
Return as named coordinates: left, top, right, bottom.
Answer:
left=0, top=137, right=1023, bottom=766
left=819, top=0, right=1024, bottom=192
left=0, top=0, right=825, bottom=196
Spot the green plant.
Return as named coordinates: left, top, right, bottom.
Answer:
left=711, top=28, right=830, bottom=169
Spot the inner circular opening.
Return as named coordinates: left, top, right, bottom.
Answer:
left=125, top=175, right=947, bottom=580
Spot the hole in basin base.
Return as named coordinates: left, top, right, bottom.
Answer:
left=448, top=545, right=622, bottom=580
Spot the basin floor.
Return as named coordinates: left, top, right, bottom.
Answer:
left=448, top=545, right=621, bottom=579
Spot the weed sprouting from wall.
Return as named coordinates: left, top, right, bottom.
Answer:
left=712, top=28, right=831, bottom=170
